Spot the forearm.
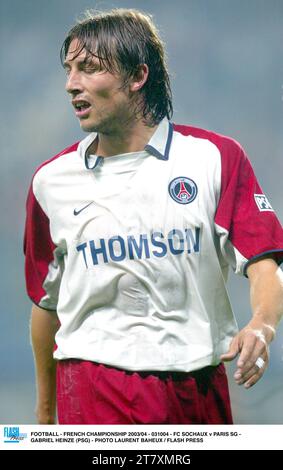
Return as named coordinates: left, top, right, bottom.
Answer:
left=30, top=304, right=59, bottom=424
left=247, top=257, right=283, bottom=342
left=221, top=257, right=283, bottom=388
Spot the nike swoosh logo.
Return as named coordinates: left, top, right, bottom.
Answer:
left=73, top=202, right=94, bottom=216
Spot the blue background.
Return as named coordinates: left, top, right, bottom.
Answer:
left=1, top=0, right=282, bottom=423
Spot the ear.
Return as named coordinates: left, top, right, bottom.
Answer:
left=129, top=64, right=149, bottom=92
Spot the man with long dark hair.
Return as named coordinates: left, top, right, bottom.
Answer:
left=24, top=9, right=283, bottom=424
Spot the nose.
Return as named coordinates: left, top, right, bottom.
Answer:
left=65, top=70, right=83, bottom=96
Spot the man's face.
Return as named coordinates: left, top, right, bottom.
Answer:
left=64, top=39, right=134, bottom=134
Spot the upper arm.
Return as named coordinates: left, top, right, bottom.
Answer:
left=214, top=138, right=283, bottom=276
left=31, top=304, right=59, bottom=331
left=246, top=255, right=279, bottom=281
left=24, top=180, right=62, bottom=310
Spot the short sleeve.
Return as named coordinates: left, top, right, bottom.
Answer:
left=24, top=181, right=63, bottom=310
left=214, top=139, right=283, bottom=276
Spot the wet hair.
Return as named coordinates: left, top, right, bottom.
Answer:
left=60, top=8, right=173, bottom=126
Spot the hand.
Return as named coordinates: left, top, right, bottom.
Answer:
left=220, top=324, right=274, bottom=389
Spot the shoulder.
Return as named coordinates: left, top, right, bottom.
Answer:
left=31, top=141, right=80, bottom=189
left=33, top=141, right=80, bottom=178
left=173, top=123, right=246, bottom=164
left=27, top=141, right=80, bottom=213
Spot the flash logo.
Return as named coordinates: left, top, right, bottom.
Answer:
left=254, top=194, right=273, bottom=212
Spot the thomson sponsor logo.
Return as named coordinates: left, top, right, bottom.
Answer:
left=76, top=227, right=201, bottom=268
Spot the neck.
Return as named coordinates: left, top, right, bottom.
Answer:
left=91, top=119, right=158, bottom=157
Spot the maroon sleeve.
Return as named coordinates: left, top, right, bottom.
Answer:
left=214, top=139, right=283, bottom=275
left=24, top=182, right=59, bottom=309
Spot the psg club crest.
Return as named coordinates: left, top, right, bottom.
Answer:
left=168, top=177, right=198, bottom=205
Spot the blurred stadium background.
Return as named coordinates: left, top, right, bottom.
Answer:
left=0, top=0, right=282, bottom=423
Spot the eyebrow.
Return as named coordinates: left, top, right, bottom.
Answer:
left=63, top=58, right=84, bottom=68
left=63, top=56, right=99, bottom=68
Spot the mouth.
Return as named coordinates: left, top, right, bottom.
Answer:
left=72, top=100, right=92, bottom=118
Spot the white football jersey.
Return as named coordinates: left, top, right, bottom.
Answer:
left=24, top=119, right=283, bottom=372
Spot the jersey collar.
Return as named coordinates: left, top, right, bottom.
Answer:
left=145, top=119, right=173, bottom=161
left=78, top=118, right=173, bottom=170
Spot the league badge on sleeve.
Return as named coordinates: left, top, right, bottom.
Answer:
left=168, top=177, right=198, bottom=205
left=254, top=194, right=274, bottom=212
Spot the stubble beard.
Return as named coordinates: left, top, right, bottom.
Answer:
left=80, top=94, right=139, bottom=136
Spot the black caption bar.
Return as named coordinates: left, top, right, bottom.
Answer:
left=3, top=450, right=281, bottom=464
